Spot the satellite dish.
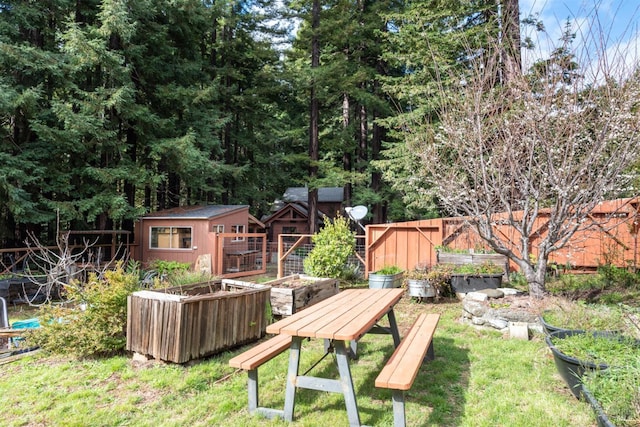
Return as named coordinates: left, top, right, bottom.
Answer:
left=345, top=205, right=368, bottom=232
left=348, top=205, right=368, bottom=221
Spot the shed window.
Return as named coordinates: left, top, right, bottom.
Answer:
left=212, top=224, right=224, bottom=233
left=150, top=227, right=192, bottom=249
left=231, top=224, right=245, bottom=241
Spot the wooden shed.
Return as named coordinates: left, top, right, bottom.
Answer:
left=135, top=205, right=266, bottom=277
left=263, top=187, right=344, bottom=245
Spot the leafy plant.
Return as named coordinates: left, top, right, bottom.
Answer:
left=597, top=264, right=640, bottom=289
left=303, top=215, right=356, bottom=278
left=450, top=262, right=503, bottom=275
left=405, top=268, right=431, bottom=281
left=147, top=259, right=191, bottom=276
left=435, top=245, right=469, bottom=254
left=374, top=265, right=403, bottom=275
left=426, top=264, right=455, bottom=297
left=28, top=262, right=141, bottom=358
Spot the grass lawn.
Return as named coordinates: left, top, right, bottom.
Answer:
left=1, top=294, right=596, bottom=426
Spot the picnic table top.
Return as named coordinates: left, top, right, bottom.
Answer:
left=266, top=288, right=404, bottom=341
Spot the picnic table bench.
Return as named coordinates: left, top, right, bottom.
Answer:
left=228, top=334, right=292, bottom=418
left=375, top=312, right=440, bottom=427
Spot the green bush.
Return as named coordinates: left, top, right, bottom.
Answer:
left=148, top=259, right=191, bottom=276
left=28, top=262, right=141, bottom=358
left=597, top=264, right=640, bottom=288
left=303, top=215, right=356, bottom=279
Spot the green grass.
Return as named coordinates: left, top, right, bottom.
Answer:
left=1, top=297, right=596, bottom=426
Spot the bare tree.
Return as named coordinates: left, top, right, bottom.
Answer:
left=22, top=228, right=125, bottom=306
left=416, top=31, right=640, bottom=299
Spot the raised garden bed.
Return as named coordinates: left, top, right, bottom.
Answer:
left=262, top=275, right=339, bottom=316
left=450, top=273, right=503, bottom=293
left=126, top=280, right=270, bottom=364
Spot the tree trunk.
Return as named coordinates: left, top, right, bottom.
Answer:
left=308, top=0, right=320, bottom=234
left=500, top=0, right=522, bottom=82
left=342, top=93, right=352, bottom=207
left=519, top=260, right=547, bottom=299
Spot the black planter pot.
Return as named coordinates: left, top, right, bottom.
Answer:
left=450, top=273, right=502, bottom=293
left=539, top=312, right=584, bottom=337
left=581, top=384, right=616, bottom=427
left=545, top=330, right=610, bottom=399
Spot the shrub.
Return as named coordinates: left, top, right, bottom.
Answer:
left=148, top=259, right=191, bottom=276
left=426, top=264, right=454, bottom=297
left=304, top=215, right=356, bottom=278
left=28, top=262, right=141, bottom=358
left=597, top=264, right=640, bottom=289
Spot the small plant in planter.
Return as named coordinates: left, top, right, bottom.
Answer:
left=426, top=264, right=454, bottom=298
left=451, top=261, right=504, bottom=275
left=404, top=266, right=435, bottom=300
left=369, top=265, right=404, bottom=289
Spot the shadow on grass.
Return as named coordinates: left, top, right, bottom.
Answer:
left=263, top=334, right=469, bottom=426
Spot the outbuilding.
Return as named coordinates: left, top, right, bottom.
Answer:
left=135, top=205, right=266, bottom=277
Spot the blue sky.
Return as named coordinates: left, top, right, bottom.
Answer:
left=519, top=0, right=640, bottom=77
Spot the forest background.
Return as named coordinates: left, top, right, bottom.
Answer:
left=0, top=0, right=633, bottom=246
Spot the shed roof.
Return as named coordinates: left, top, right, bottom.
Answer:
left=262, top=202, right=328, bottom=225
left=142, top=205, right=249, bottom=220
left=283, top=187, right=344, bottom=203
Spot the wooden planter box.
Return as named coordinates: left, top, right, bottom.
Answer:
left=437, top=251, right=509, bottom=280
left=265, top=275, right=339, bottom=316
left=126, top=280, right=270, bottom=364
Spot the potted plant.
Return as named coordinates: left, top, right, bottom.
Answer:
left=449, top=261, right=504, bottom=293
left=545, top=330, right=639, bottom=399
left=404, top=267, right=436, bottom=300
left=368, top=265, right=404, bottom=289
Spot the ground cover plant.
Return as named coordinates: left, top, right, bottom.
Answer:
left=2, top=293, right=597, bottom=426
left=541, top=301, right=630, bottom=333
left=549, top=333, right=640, bottom=367
left=582, top=363, right=640, bottom=427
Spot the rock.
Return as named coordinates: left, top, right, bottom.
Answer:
left=472, top=316, right=486, bottom=326
left=476, top=288, right=505, bottom=299
left=494, top=308, right=539, bottom=323
left=466, top=292, right=489, bottom=302
left=462, top=299, right=488, bottom=317
left=497, top=287, right=522, bottom=296
left=486, top=317, right=509, bottom=330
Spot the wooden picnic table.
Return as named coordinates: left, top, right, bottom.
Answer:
left=266, top=287, right=404, bottom=426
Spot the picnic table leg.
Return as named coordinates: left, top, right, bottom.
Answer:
left=334, top=340, right=361, bottom=427
left=283, top=336, right=302, bottom=422
left=387, top=308, right=401, bottom=348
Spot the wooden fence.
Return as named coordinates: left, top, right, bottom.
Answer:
left=365, top=197, right=640, bottom=276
